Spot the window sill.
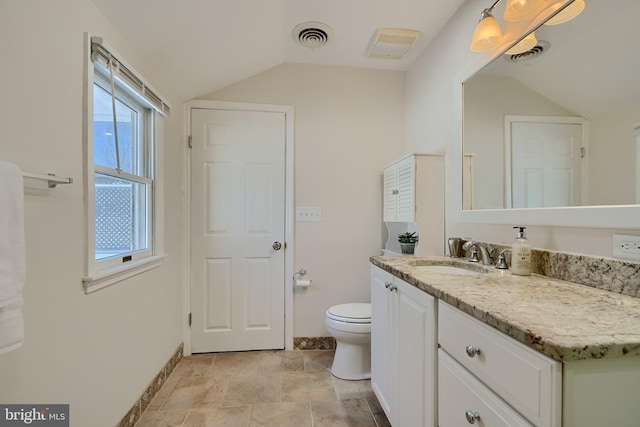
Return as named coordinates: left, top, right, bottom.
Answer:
left=82, top=254, right=167, bottom=294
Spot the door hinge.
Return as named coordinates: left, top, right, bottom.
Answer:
left=188, top=312, right=192, bottom=327
left=188, top=135, right=192, bottom=149
left=580, top=147, right=586, bottom=158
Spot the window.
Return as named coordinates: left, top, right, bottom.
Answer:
left=83, top=35, right=170, bottom=293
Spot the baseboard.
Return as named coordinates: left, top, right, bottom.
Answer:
left=293, top=336, right=336, bottom=350
left=117, top=343, right=184, bottom=427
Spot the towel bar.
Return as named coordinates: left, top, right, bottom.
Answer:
left=22, top=172, right=73, bottom=188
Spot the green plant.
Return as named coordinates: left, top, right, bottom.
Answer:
left=398, top=231, right=419, bottom=243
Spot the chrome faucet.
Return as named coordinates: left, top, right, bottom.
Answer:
left=495, top=248, right=511, bottom=270
left=462, top=240, right=495, bottom=266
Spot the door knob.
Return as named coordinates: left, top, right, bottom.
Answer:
left=465, top=411, right=480, bottom=424
left=272, top=241, right=282, bottom=250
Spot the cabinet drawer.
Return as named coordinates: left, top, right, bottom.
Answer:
left=438, top=301, right=560, bottom=427
left=439, top=349, right=533, bottom=427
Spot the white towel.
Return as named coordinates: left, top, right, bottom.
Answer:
left=0, top=161, right=25, bottom=354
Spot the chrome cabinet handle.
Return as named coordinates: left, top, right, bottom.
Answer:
left=272, top=242, right=282, bottom=250
left=465, top=345, right=481, bottom=357
left=392, top=189, right=399, bottom=194
left=384, top=282, right=391, bottom=289
left=465, top=410, right=481, bottom=424
left=388, top=284, right=397, bottom=292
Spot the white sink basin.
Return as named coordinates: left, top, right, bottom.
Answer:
left=413, top=265, right=486, bottom=276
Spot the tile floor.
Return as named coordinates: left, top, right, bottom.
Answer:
left=135, top=350, right=391, bottom=427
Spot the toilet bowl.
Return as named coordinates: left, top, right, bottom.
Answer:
left=325, top=303, right=371, bottom=380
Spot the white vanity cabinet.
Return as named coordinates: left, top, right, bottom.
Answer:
left=372, top=257, right=640, bottom=427
left=438, top=301, right=562, bottom=427
left=370, top=265, right=437, bottom=427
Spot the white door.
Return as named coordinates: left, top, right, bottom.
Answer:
left=190, top=108, right=286, bottom=353
left=507, top=117, right=586, bottom=208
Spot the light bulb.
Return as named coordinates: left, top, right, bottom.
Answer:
left=545, top=0, right=585, bottom=25
left=504, top=0, right=545, bottom=22
left=470, top=10, right=503, bottom=52
left=505, top=32, right=537, bottom=55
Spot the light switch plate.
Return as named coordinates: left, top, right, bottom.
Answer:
left=613, top=234, right=640, bottom=261
left=296, top=207, right=322, bottom=222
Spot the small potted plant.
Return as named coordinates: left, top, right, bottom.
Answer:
left=398, top=231, right=419, bottom=254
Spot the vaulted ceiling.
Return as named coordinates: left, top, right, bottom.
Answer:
left=89, top=0, right=467, bottom=101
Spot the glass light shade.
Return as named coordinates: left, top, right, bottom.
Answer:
left=504, top=0, right=546, bottom=22
left=545, top=0, right=585, bottom=25
left=470, top=13, right=503, bottom=52
left=505, top=31, right=538, bottom=54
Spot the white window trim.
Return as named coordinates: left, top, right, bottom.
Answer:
left=82, top=33, right=167, bottom=294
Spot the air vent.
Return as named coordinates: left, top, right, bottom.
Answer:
left=367, top=28, right=421, bottom=59
left=293, top=22, right=333, bottom=50
left=505, top=40, right=551, bottom=63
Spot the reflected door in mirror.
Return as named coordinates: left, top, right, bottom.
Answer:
left=507, top=117, right=585, bottom=208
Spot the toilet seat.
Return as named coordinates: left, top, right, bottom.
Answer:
left=326, top=303, right=371, bottom=324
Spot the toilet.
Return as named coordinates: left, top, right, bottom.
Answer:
left=325, top=303, right=371, bottom=380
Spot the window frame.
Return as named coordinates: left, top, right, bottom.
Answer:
left=83, top=34, right=166, bottom=294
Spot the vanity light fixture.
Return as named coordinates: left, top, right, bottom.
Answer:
left=544, top=0, right=585, bottom=25
left=470, top=0, right=504, bottom=52
left=471, top=0, right=586, bottom=52
left=503, top=0, right=545, bottom=22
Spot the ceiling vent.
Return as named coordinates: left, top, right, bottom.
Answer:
left=367, top=28, right=421, bottom=59
left=293, top=22, right=333, bottom=50
left=505, top=40, right=551, bottom=63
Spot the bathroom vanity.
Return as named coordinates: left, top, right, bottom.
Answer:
left=370, top=256, right=640, bottom=427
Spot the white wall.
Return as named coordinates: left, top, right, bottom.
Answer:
left=0, top=1, right=185, bottom=426
left=200, top=63, right=406, bottom=337
left=406, top=0, right=639, bottom=257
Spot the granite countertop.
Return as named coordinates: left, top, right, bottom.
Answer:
left=371, top=255, right=640, bottom=362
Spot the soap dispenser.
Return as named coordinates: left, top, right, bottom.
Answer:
left=511, top=226, right=532, bottom=276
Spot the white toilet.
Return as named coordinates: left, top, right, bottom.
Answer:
left=325, top=303, right=371, bottom=380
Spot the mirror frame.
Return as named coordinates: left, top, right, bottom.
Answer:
left=454, top=3, right=640, bottom=230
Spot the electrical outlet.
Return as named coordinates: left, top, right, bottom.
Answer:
left=613, top=234, right=640, bottom=261
left=296, top=207, right=322, bottom=222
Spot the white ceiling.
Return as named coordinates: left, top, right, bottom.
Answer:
left=89, top=0, right=467, bottom=101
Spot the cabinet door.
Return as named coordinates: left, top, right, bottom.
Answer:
left=395, top=155, right=415, bottom=222
left=383, top=165, right=398, bottom=222
left=370, top=265, right=395, bottom=421
left=396, top=278, right=436, bottom=427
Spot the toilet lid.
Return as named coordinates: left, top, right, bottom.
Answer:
left=327, top=303, right=371, bottom=322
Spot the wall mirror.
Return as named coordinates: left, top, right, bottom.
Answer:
left=461, top=0, right=640, bottom=227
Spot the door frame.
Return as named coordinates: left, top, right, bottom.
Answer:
left=182, top=99, right=295, bottom=355
left=504, top=115, right=588, bottom=208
